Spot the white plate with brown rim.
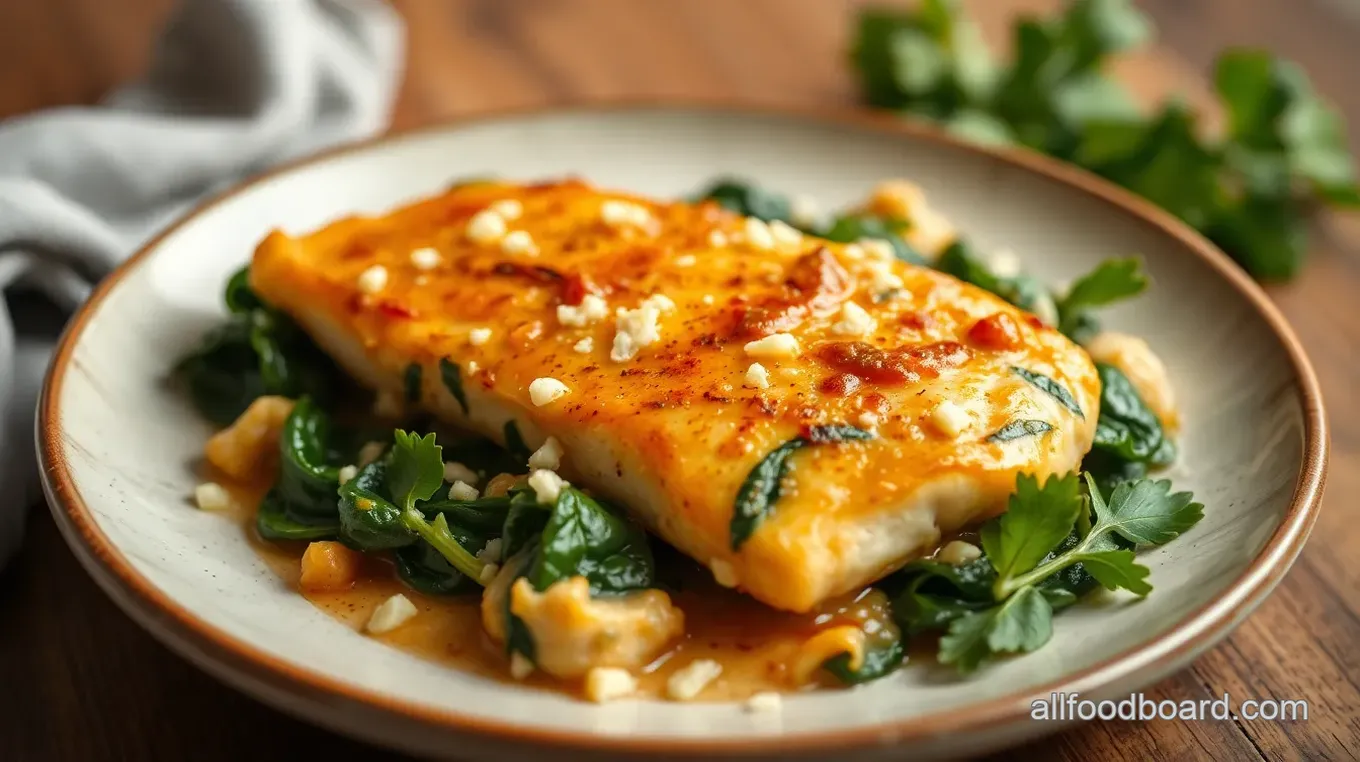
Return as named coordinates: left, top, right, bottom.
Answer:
left=38, top=103, right=1327, bottom=761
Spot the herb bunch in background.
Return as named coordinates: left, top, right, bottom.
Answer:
left=851, top=0, right=1359, bottom=280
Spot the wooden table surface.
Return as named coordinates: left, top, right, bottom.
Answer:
left=2, top=1, right=1357, bottom=759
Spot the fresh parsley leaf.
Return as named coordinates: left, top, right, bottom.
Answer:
left=937, top=606, right=996, bottom=673
left=980, top=473, right=1084, bottom=583
left=1012, top=367, right=1084, bottom=418
left=939, top=585, right=1054, bottom=673
left=1068, top=548, right=1152, bottom=595
left=987, top=419, right=1053, bottom=442
left=388, top=430, right=445, bottom=512
left=1085, top=472, right=1204, bottom=547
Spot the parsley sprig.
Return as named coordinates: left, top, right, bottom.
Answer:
left=908, top=471, right=1203, bottom=673
left=851, top=0, right=1358, bottom=280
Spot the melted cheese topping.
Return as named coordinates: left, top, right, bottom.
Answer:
left=250, top=179, right=1100, bottom=612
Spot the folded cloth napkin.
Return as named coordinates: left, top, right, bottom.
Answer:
left=0, top=0, right=404, bottom=566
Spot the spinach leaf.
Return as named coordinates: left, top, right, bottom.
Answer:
left=1055, top=257, right=1148, bottom=341
left=1012, top=367, right=1084, bottom=418
left=1091, top=362, right=1174, bottom=465
left=821, top=214, right=927, bottom=264
left=176, top=265, right=343, bottom=425
left=440, top=358, right=469, bottom=414
left=420, top=496, right=513, bottom=535
left=692, top=178, right=793, bottom=223
left=987, top=419, right=1053, bottom=442
left=823, top=633, right=905, bottom=685
left=255, top=488, right=339, bottom=542
left=730, top=425, right=874, bottom=550
left=394, top=531, right=488, bottom=595
left=935, top=240, right=1053, bottom=317
left=274, top=397, right=343, bottom=517
left=337, top=458, right=415, bottom=550
left=501, top=487, right=549, bottom=560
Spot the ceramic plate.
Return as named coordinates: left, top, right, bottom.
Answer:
left=38, top=105, right=1327, bottom=761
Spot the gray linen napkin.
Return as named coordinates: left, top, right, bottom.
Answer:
left=0, top=0, right=404, bottom=566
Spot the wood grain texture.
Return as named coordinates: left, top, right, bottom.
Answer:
left=0, top=0, right=1356, bottom=759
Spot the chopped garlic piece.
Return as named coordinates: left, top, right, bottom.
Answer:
left=745, top=691, right=783, bottom=712
left=447, top=480, right=480, bottom=501
left=510, top=652, right=535, bottom=680
left=527, top=436, right=564, bottom=470
left=528, top=377, right=570, bottom=406
left=366, top=594, right=418, bottom=634
left=528, top=469, right=565, bottom=504
left=667, top=659, right=723, bottom=701
left=937, top=540, right=982, bottom=565
left=489, top=198, right=522, bottom=220
left=338, top=465, right=358, bottom=483
left=585, top=667, right=639, bottom=703
left=194, top=482, right=232, bottom=512
left=743, top=333, right=801, bottom=359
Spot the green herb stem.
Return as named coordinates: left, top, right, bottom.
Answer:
left=401, top=509, right=486, bottom=583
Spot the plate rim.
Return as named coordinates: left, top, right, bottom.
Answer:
left=36, top=99, right=1329, bottom=756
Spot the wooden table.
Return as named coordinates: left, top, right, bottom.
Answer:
left=2, top=1, right=1356, bottom=759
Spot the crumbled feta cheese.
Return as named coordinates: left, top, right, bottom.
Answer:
left=600, top=200, right=653, bottom=229
left=842, top=243, right=866, bottom=260
left=447, top=480, right=480, bottom=501
left=743, top=363, right=770, bottom=390
left=357, top=441, right=385, bottom=466
left=466, top=360, right=480, bottom=374
left=610, top=297, right=672, bottom=362
left=510, top=653, right=535, bottom=680
left=573, top=336, right=594, bottom=354
left=931, top=400, right=971, bottom=438
left=866, top=260, right=904, bottom=292
left=466, top=209, right=507, bottom=244
left=527, top=436, right=564, bottom=470
left=557, top=293, right=609, bottom=327
left=468, top=327, right=493, bottom=346
left=366, top=594, right=418, bottom=634
left=194, top=482, right=232, bottom=512
left=528, top=469, right=565, bottom=504
left=701, top=294, right=715, bottom=305
left=988, top=248, right=1022, bottom=279
left=790, top=194, right=821, bottom=228
left=585, top=667, right=639, bottom=703
left=937, top=540, right=983, bottom=565
left=675, top=254, right=697, bottom=267
left=489, top=198, right=522, bottom=220
left=745, top=692, right=783, bottom=712
left=743, top=217, right=775, bottom=250
left=356, top=265, right=388, bottom=294
left=409, top=247, right=441, bottom=270
left=528, top=377, right=570, bottom=406
left=831, top=301, right=877, bottom=337
left=857, top=411, right=880, bottom=430
left=710, top=559, right=738, bottom=588
left=477, top=538, right=504, bottom=564
left=501, top=230, right=538, bottom=256
left=708, top=229, right=728, bottom=248
left=860, top=238, right=896, bottom=262
left=667, top=659, right=723, bottom=701
left=338, top=465, right=358, bottom=483
left=443, top=461, right=479, bottom=485
left=479, top=563, right=500, bottom=584
left=769, top=220, right=803, bottom=248
left=743, top=333, right=801, bottom=359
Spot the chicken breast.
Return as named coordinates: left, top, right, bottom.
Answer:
left=250, top=179, right=1100, bottom=613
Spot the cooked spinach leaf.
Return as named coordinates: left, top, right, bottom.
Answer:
left=1055, top=257, right=1148, bottom=342
left=692, top=178, right=793, bottom=223
left=503, top=421, right=531, bottom=463
left=1091, top=362, right=1174, bottom=465
left=1012, top=367, right=1084, bottom=418
left=823, top=633, right=905, bottom=685
left=440, top=358, right=469, bottom=414
left=395, top=535, right=487, bottom=596
left=987, top=419, right=1053, bottom=442
left=730, top=425, right=874, bottom=550
left=822, top=214, right=927, bottom=264
left=935, top=240, right=1053, bottom=317
left=255, top=489, right=339, bottom=541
